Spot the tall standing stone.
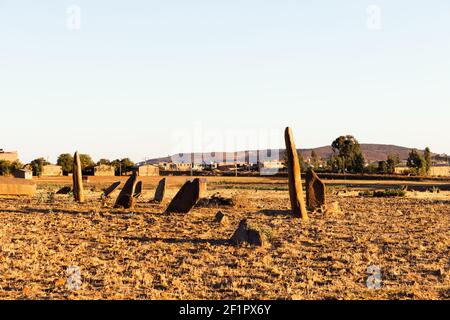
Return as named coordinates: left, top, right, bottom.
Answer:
left=166, top=178, right=201, bottom=213
left=153, top=178, right=166, bottom=203
left=73, top=151, right=85, bottom=203
left=284, top=127, right=308, bottom=220
left=305, top=168, right=326, bottom=211
left=114, top=172, right=138, bottom=209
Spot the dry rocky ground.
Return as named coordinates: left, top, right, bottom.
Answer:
left=0, top=177, right=448, bottom=300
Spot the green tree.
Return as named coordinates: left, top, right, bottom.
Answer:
left=97, top=159, right=111, bottom=166
left=111, top=158, right=135, bottom=176
left=424, top=147, right=432, bottom=174
left=57, top=153, right=74, bottom=175
left=79, top=154, right=95, bottom=170
left=310, top=150, right=320, bottom=168
left=0, top=160, right=12, bottom=176
left=30, top=158, right=50, bottom=177
left=378, top=161, right=388, bottom=174
left=331, top=135, right=366, bottom=173
left=407, top=149, right=427, bottom=176
left=386, top=154, right=400, bottom=174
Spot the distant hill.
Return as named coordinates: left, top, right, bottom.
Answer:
left=140, top=144, right=431, bottom=165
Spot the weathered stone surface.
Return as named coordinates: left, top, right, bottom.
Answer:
left=114, top=173, right=138, bottom=209
left=166, top=178, right=201, bottom=213
left=153, top=178, right=166, bottom=203
left=72, top=151, right=85, bottom=203
left=134, top=181, right=143, bottom=198
left=214, top=211, right=229, bottom=225
left=230, top=219, right=266, bottom=247
left=199, top=178, right=207, bottom=198
left=284, top=127, right=308, bottom=220
left=0, top=178, right=36, bottom=196
left=103, top=181, right=121, bottom=198
left=306, top=168, right=326, bottom=211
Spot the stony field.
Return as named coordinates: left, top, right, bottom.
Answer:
left=0, top=176, right=448, bottom=299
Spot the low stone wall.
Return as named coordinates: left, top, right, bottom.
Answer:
left=0, top=177, right=37, bottom=196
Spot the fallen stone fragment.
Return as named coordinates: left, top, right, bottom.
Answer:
left=214, top=211, right=229, bottom=225
left=230, top=219, right=267, bottom=247
left=56, top=186, right=72, bottom=195
left=114, top=173, right=138, bottom=209
left=305, top=168, right=326, bottom=211
left=166, top=178, right=201, bottom=213
left=197, top=193, right=234, bottom=207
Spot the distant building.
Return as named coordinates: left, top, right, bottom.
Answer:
left=138, top=164, right=160, bottom=176
left=93, top=165, right=115, bottom=176
left=41, top=165, right=63, bottom=177
left=430, top=165, right=450, bottom=177
left=258, top=160, right=285, bottom=175
left=0, top=149, right=18, bottom=162
left=395, top=164, right=450, bottom=177
left=13, top=169, right=33, bottom=180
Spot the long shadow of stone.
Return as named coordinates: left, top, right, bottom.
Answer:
left=258, top=209, right=292, bottom=216
left=122, top=236, right=230, bottom=246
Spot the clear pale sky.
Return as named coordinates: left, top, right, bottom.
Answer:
left=1, top=0, right=449, bottom=163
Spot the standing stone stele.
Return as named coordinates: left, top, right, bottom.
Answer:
left=73, top=151, right=85, bottom=203
left=284, top=127, right=308, bottom=220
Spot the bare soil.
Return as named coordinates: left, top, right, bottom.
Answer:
left=0, top=176, right=448, bottom=300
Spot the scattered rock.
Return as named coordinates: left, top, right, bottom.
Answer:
left=306, top=168, right=326, bottom=211
left=326, top=201, right=343, bottom=216
left=214, top=211, right=229, bottom=225
left=114, top=173, right=138, bottom=209
left=230, top=219, right=267, bottom=247
left=166, top=178, right=201, bottom=213
left=284, top=127, right=308, bottom=220
left=153, top=178, right=166, bottom=203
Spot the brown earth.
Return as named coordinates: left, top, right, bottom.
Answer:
left=0, top=176, right=448, bottom=300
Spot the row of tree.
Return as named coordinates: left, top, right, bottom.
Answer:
left=0, top=154, right=136, bottom=177
left=56, top=154, right=135, bottom=176
left=297, top=135, right=433, bottom=176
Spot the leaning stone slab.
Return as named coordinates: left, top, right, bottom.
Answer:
left=166, top=178, right=201, bottom=213
left=230, top=219, right=266, bottom=247
left=102, top=181, right=121, bottom=198
left=153, top=178, right=166, bottom=203
left=0, top=178, right=36, bottom=196
left=114, top=173, right=138, bottom=209
left=134, top=181, right=143, bottom=199
left=284, top=127, right=308, bottom=220
left=305, top=168, right=326, bottom=211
